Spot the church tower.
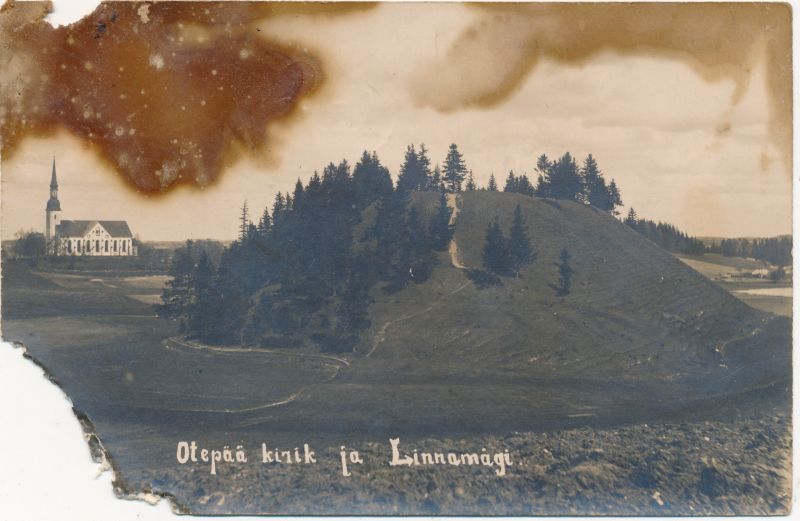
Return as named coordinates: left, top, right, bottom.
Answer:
left=45, top=158, right=62, bottom=255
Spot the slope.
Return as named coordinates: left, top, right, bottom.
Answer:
left=253, top=192, right=791, bottom=434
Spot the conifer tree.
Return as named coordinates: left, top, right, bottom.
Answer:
left=548, top=153, right=582, bottom=201
left=483, top=219, right=510, bottom=275
left=487, top=173, right=498, bottom=192
left=509, top=204, right=535, bottom=276
left=431, top=164, right=442, bottom=192
left=157, top=240, right=195, bottom=329
left=625, top=207, right=638, bottom=227
left=430, top=190, right=454, bottom=251
left=257, top=207, right=271, bottom=237
left=535, top=154, right=552, bottom=198
left=607, top=179, right=623, bottom=214
left=418, top=144, right=433, bottom=191
left=517, top=174, right=535, bottom=196
left=504, top=171, right=517, bottom=192
left=238, top=201, right=250, bottom=241
left=581, top=154, right=610, bottom=208
left=397, top=144, right=421, bottom=193
left=272, top=192, right=285, bottom=226
left=442, top=143, right=467, bottom=192
left=186, top=251, right=219, bottom=340
left=465, top=170, right=477, bottom=191
left=556, top=248, right=573, bottom=296
left=353, top=150, right=392, bottom=208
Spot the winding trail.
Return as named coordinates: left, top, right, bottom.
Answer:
left=365, top=195, right=472, bottom=359
left=162, top=337, right=351, bottom=414
left=446, top=193, right=468, bottom=270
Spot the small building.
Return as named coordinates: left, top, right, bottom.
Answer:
left=45, top=159, right=137, bottom=256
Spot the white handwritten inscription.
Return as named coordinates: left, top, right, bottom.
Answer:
left=175, top=438, right=515, bottom=477
left=389, top=438, right=513, bottom=476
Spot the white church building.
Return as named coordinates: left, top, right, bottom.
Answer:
left=45, top=160, right=137, bottom=257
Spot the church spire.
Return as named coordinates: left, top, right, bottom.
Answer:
left=46, top=157, right=61, bottom=212
left=50, top=156, right=58, bottom=189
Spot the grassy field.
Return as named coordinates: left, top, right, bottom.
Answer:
left=675, top=254, right=792, bottom=317
left=0, top=191, right=791, bottom=514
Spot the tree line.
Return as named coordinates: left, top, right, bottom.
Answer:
left=710, top=236, right=792, bottom=267
left=623, top=208, right=706, bottom=255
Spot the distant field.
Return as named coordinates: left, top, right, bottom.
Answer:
left=675, top=254, right=791, bottom=318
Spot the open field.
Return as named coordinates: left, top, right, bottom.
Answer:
left=675, top=254, right=791, bottom=318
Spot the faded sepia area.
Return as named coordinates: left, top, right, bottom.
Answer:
left=0, top=1, right=793, bottom=515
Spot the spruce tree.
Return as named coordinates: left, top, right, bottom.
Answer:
left=442, top=143, right=467, bottom=192
left=556, top=248, right=573, bottom=296
left=581, top=154, right=610, bottom=208
left=517, top=174, right=535, bottom=196
left=487, top=173, right=498, bottom=192
left=430, top=164, right=442, bottom=191
left=548, top=153, right=582, bottom=201
left=504, top=171, right=517, bottom=193
left=257, top=206, right=271, bottom=237
left=624, top=207, right=638, bottom=227
left=353, top=150, right=392, bottom=208
left=187, top=251, right=218, bottom=340
left=465, top=170, right=477, bottom=191
left=430, top=190, right=454, bottom=251
left=397, top=144, right=422, bottom=194
left=483, top=219, right=510, bottom=275
left=238, top=200, right=250, bottom=241
left=418, top=144, right=433, bottom=191
left=509, top=205, right=535, bottom=276
left=535, top=154, right=551, bottom=198
left=157, top=240, right=196, bottom=329
left=607, top=179, right=622, bottom=214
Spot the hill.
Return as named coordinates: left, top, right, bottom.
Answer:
left=272, top=191, right=790, bottom=434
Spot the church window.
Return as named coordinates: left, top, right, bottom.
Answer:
left=96, top=240, right=100, bottom=251
left=105, top=240, right=109, bottom=252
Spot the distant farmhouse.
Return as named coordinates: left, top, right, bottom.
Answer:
left=45, top=160, right=137, bottom=257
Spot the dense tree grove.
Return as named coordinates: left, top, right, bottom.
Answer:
left=711, top=237, right=792, bottom=267
left=498, top=152, right=623, bottom=215
left=159, top=146, right=461, bottom=352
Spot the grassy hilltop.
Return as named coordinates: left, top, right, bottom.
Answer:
left=272, top=190, right=790, bottom=435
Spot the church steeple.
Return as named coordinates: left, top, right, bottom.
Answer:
left=46, top=157, right=61, bottom=212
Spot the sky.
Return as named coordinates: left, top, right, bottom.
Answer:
left=1, top=2, right=791, bottom=241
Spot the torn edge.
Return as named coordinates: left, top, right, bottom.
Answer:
left=7, top=339, right=190, bottom=514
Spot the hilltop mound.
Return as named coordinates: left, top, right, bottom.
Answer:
left=278, top=192, right=790, bottom=434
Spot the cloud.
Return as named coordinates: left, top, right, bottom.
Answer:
left=408, top=3, right=792, bottom=174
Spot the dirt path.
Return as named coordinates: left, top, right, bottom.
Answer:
left=162, top=337, right=353, bottom=416
left=446, top=193, right=468, bottom=270
left=164, top=336, right=350, bottom=367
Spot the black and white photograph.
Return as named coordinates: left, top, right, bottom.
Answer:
left=0, top=0, right=793, bottom=516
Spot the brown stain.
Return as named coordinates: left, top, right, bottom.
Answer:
left=0, top=1, right=374, bottom=193
left=410, top=2, right=792, bottom=174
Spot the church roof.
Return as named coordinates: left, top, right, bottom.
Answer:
left=56, top=220, right=133, bottom=238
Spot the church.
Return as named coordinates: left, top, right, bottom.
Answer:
left=45, top=160, right=137, bottom=257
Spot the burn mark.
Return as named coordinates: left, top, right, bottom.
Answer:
left=1, top=1, right=370, bottom=193
left=410, top=3, right=792, bottom=172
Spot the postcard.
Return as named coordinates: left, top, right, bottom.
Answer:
left=0, top=0, right=792, bottom=515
